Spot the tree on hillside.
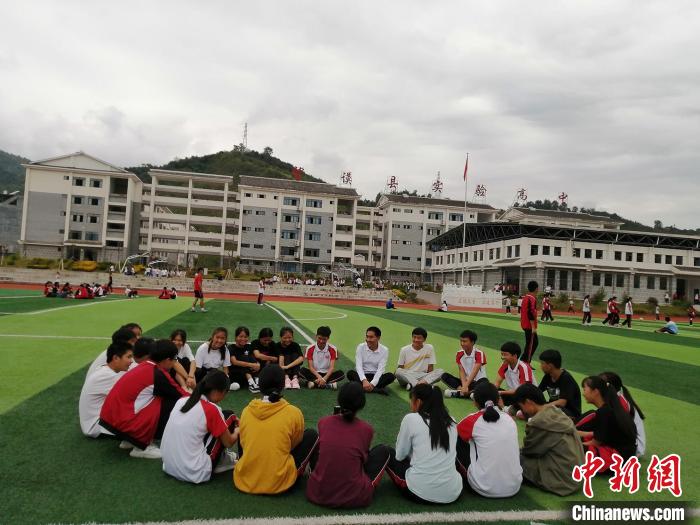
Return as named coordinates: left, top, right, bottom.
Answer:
left=263, top=146, right=273, bottom=157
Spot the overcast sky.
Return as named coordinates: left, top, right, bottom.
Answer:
left=1, top=1, right=698, bottom=227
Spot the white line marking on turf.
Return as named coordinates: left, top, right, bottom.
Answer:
left=3, top=298, right=133, bottom=315
left=0, top=295, right=45, bottom=299
left=289, top=312, right=348, bottom=321
left=265, top=303, right=314, bottom=344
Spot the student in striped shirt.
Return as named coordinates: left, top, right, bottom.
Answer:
left=494, top=342, right=536, bottom=411
left=442, top=329, right=489, bottom=399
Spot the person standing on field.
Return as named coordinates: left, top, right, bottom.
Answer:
left=520, top=281, right=539, bottom=363
left=582, top=295, right=592, bottom=325
left=191, top=268, right=206, bottom=313
left=257, top=278, right=265, bottom=306
left=622, top=298, right=633, bottom=328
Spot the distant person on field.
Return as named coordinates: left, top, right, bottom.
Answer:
left=347, top=326, right=395, bottom=395
left=655, top=304, right=661, bottom=320
left=537, top=349, right=581, bottom=420
left=437, top=300, right=448, bottom=312
left=386, top=297, right=396, bottom=310
left=161, top=370, right=239, bottom=483
left=257, top=278, right=265, bottom=306
left=516, top=295, right=523, bottom=314
left=540, top=294, right=553, bottom=322
left=158, top=287, right=171, bottom=299
left=582, top=294, right=592, bottom=325
left=515, top=383, right=584, bottom=496
left=79, top=341, right=134, bottom=438
left=442, top=329, right=489, bottom=399
left=688, top=305, right=696, bottom=326
left=191, top=268, right=206, bottom=312
left=622, top=298, right=633, bottom=328
left=306, top=382, right=391, bottom=508
left=395, top=327, right=444, bottom=391
left=494, top=342, right=536, bottom=411
left=387, top=384, right=464, bottom=504
left=234, top=365, right=319, bottom=495
left=300, top=326, right=344, bottom=389
left=520, top=281, right=539, bottom=363
left=664, top=292, right=670, bottom=304
left=567, top=298, right=575, bottom=314
left=504, top=295, right=512, bottom=314
left=655, top=316, right=678, bottom=334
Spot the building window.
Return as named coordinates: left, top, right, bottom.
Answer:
left=73, top=196, right=83, bottom=205
left=391, top=255, right=398, bottom=260
left=624, top=252, right=632, bottom=262
left=73, top=178, right=85, bottom=187
left=489, top=248, right=494, bottom=259
left=402, top=224, right=411, bottom=229
left=69, top=230, right=81, bottom=240
left=391, top=240, right=399, bottom=245
left=695, top=257, right=700, bottom=267
left=393, top=208, right=400, bottom=212
left=281, top=230, right=298, bottom=239
left=72, top=214, right=84, bottom=222
left=306, top=215, right=322, bottom=225
left=257, top=194, right=265, bottom=199
left=254, top=227, right=265, bottom=232
left=85, top=232, right=99, bottom=241
left=584, top=248, right=592, bottom=259
left=659, top=276, right=668, bottom=290
left=496, top=247, right=501, bottom=259
left=63, top=175, right=69, bottom=180
left=90, top=179, right=102, bottom=188
left=546, top=269, right=555, bottom=289
left=665, top=255, right=672, bottom=264
left=531, top=245, right=539, bottom=256
left=676, top=256, right=683, bottom=265
left=404, top=209, right=413, bottom=214
left=306, top=199, right=322, bottom=208
left=616, top=274, right=624, bottom=287
left=595, top=250, right=603, bottom=259
left=305, top=232, right=321, bottom=241
left=515, top=245, right=520, bottom=257
left=573, top=248, right=581, bottom=257
left=89, top=216, right=99, bottom=224
left=507, top=246, right=513, bottom=258
left=571, top=271, right=580, bottom=291
left=559, top=271, right=568, bottom=290
left=542, top=246, right=550, bottom=256
left=283, top=197, right=298, bottom=206
left=428, top=212, right=443, bottom=220
left=449, top=213, right=463, bottom=221
left=283, top=215, right=299, bottom=223
left=403, top=240, right=412, bottom=245
left=647, top=276, right=655, bottom=289
left=304, top=249, right=320, bottom=257
left=90, top=198, right=99, bottom=206
left=243, top=210, right=252, bottom=215
left=253, top=244, right=263, bottom=249
left=633, top=275, right=640, bottom=288
left=636, top=253, right=643, bottom=263
left=401, top=256, right=410, bottom=261
left=242, top=226, right=251, bottom=231
left=244, top=193, right=252, bottom=197
left=604, top=273, right=613, bottom=287
left=593, top=273, right=601, bottom=286
left=254, top=210, right=265, bottom=216
left=614, top=251, right=622, bottom=261
left=655, top=254, right=662, bottom=264
left=554, top=246, right=561, bottom=257
left=425, top=258, right=432, bottom=267
left=241, top=243, right=250, bottom=248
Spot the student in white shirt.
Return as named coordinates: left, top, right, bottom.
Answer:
left=194, top=327, right=233, bottom=386
left=457, top=382, right=522, bottom=498
left=79, top=341, right=134, bottom=437
left=395, top=327, right=444, bottom=391
left=161, top=370, right=240, bottom=483
left=622, top=298, right=634, bottom=328
left=300, top=326, right=344, bottom=389
left=347, top=326, right=395, bottom=395
left=386, top=384, right=464, bottom=503
left=442, top=329, right=489, bottom=398
left=170, top=329, right=196, bottom=390
left=494, top=342, right=536, bottom=410
left=582, top=295, right=592, bottom=325
left=86, top=324, right=141, bottom=379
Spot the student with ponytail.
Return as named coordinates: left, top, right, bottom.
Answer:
left=194, top=327, right=232, bottom=386
left=161, top=370, right=239, bottom=483
left=576, top=376, right=637, bottom=468
left=306, top=382, right=391, bottom=508
left=456, top=382, right=522, bottom=497
left=234, top=365, right=319, bottom=495
left=599, top=371, right=646, bottom=457
left=386, top=384, right=463, bottom=504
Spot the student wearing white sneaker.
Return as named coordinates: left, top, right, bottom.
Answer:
left=395, top=327, right=444, bottom=391
left=300, top=326, right=344, bottom=389
left=99, top=339, right=190, bottom=459
left=229, top=326, right=261, bottom=393
left=161, top=371, right=240, bottom=483
left=277, top=327, right=304, bottom=389
left=79, top=341, right=134, bottom=438
left=86, top=323, right=140, bottom=379
left=347, top=326, right=395, bottom=395
left=442, top=330, right=489, bottom=399
left=194, top=327, right=232, bottom=385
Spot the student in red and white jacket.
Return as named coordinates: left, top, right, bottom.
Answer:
left=441, top=329, right=489, bottom=398
left=99, top=339, right=189, bottom=459
left=494, top=342, right=536, bottom=409
left=540, top=295, right=554, bottom=322
left=456, top=382, right=522, bottom=498
left=300, top=326, right=344, bottom=389
left=161, top=370, right=239, bottom=483
left=520, top=281, right=539, bottom=362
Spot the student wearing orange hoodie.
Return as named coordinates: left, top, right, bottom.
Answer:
left=234, top=365, right=319, bottom=494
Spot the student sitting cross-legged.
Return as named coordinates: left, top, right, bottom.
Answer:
left=456, top=382, right=522, bottom=498
left=276, top=326, right=304, bottom=389
left=234, top=365, right=319, bottom=495
left=575, top=376, right=637, bottom=470
left=347, top=326, right=395, bottom=395
left=386, top=384, right=464, bottom=504
left=306, top=382, right=391, bottom=508
left=514, top=383, right=584, bottom=496
left=170, top=329, right=196, bottom=391
left=194, top=327, right=232, bottom=386
left=442, top=329, right=489, bottom=399
left=300, top=326, right=345, bottom=389
left=79, top=341, right=134, bottom=438
left=228, top=326, right=261, bottom=394
left=395, top=327, right=444, bottom=391
left=537, top=349, right=581, bottom=420
left=99, top=339, right=189, bottom=459
left=599, top=372, right=646, bottom=457
left=494, top=342, right=536, bottom=413
left=161, top=370, right=240, bottom=483
left=251, top=327, right=278, bottom=369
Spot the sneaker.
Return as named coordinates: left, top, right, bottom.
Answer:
left=119, top=440, right=134, bottom=450
left=307, top=381, right=316, bottom=389
left=200, top=308, right=207, bottom=313
left=248, top=382, right=260, bottom=394
left=291, top=377, right=300, bottom=389
left=129, top=444, right=161, bottom=459
left=328, top=382, right=338, bottom=390
left=229, top=382, right=240, bottom=391
left=191, top=307, right=195, bottom=312
left=213, top=450, right=238, bottom=474
left=405, top=383, right=412, bottom=391
left=285, top=376, right=292, bottom=389
left=444, top=389, right=461, bottom=398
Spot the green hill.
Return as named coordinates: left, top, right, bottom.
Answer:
left=126, top=147, right=325, bottom=187
left=0, top=150, right=30, bottom=192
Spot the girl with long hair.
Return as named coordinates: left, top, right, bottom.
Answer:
left=161, top=370, right=239, bottom=483
left=193, top=327, right=233, bottom=386
left=599, top=372, right=646, bottom=457
left=386, top=384, right=463, bottom=504
left=170, top=329, right=196, bottom=390
left=457, top=382, right=522, bottom=497
left=229, top=326, right=261, bottom=393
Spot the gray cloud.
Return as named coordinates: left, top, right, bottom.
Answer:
left=0, top=0, right=698, bottom=227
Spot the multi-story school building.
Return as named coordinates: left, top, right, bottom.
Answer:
left=429, top=207, right=700, bottom=302
left=17, top=152, right=700, bottom=300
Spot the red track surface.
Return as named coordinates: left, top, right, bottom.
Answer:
left=1, top=282, right=692, bottom=323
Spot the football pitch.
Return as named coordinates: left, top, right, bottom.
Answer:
left=0, top=288, right=697, bottom=524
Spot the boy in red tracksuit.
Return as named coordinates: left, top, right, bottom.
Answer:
left=541, top=295, right=554, bottom=322
left=609, top=296, right=620, bottom=326
left=191, top=268, right=206, bottom=312
left=99, top=340, right=189, bottom=458
left=520, top=281, right=539, bottom=363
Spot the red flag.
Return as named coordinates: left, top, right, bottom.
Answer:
left=463, top=155, right=469, bottom=181
left=291, top=167, right=302, bottom=181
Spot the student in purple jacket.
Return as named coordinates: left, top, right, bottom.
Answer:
left=306, top=382, right=391, bottom=508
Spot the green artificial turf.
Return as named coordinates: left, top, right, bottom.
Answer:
left=0, top=294, right=697, bottom=524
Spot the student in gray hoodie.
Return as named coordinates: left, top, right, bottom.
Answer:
left=515, top=384, right=584, bottom=496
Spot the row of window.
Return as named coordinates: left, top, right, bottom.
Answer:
left=71, top=214, right=99, bottom=224
left=68, top=231, right=99, bottom=241
left=390, top=224, right=443, bottom=236
left=390, top=256, right=422, bottom=261
left=242, top=193, right=335, bottom=208
left=592, top=273, right=669, bottom=290
left=67, top=176, right=102, bottom=188
left=390, top=209, right=474, bottom=221
left=72, top=196, right=100, bottom=206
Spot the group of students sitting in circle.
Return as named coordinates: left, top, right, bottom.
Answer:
left=79, top=321, right=646, bottom=506
left=44, top=281, right=110, bottom=299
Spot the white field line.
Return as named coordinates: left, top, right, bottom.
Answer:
left=2, top=298, right=133, bottom=315
left=265, top=303, right=314, bottom=344
left=289, top=313, right=348, bottom=321
left=0, top=295, right=45, bottom=299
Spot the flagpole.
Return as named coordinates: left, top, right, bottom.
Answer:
left=461, top=153, right=469, bottom=286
